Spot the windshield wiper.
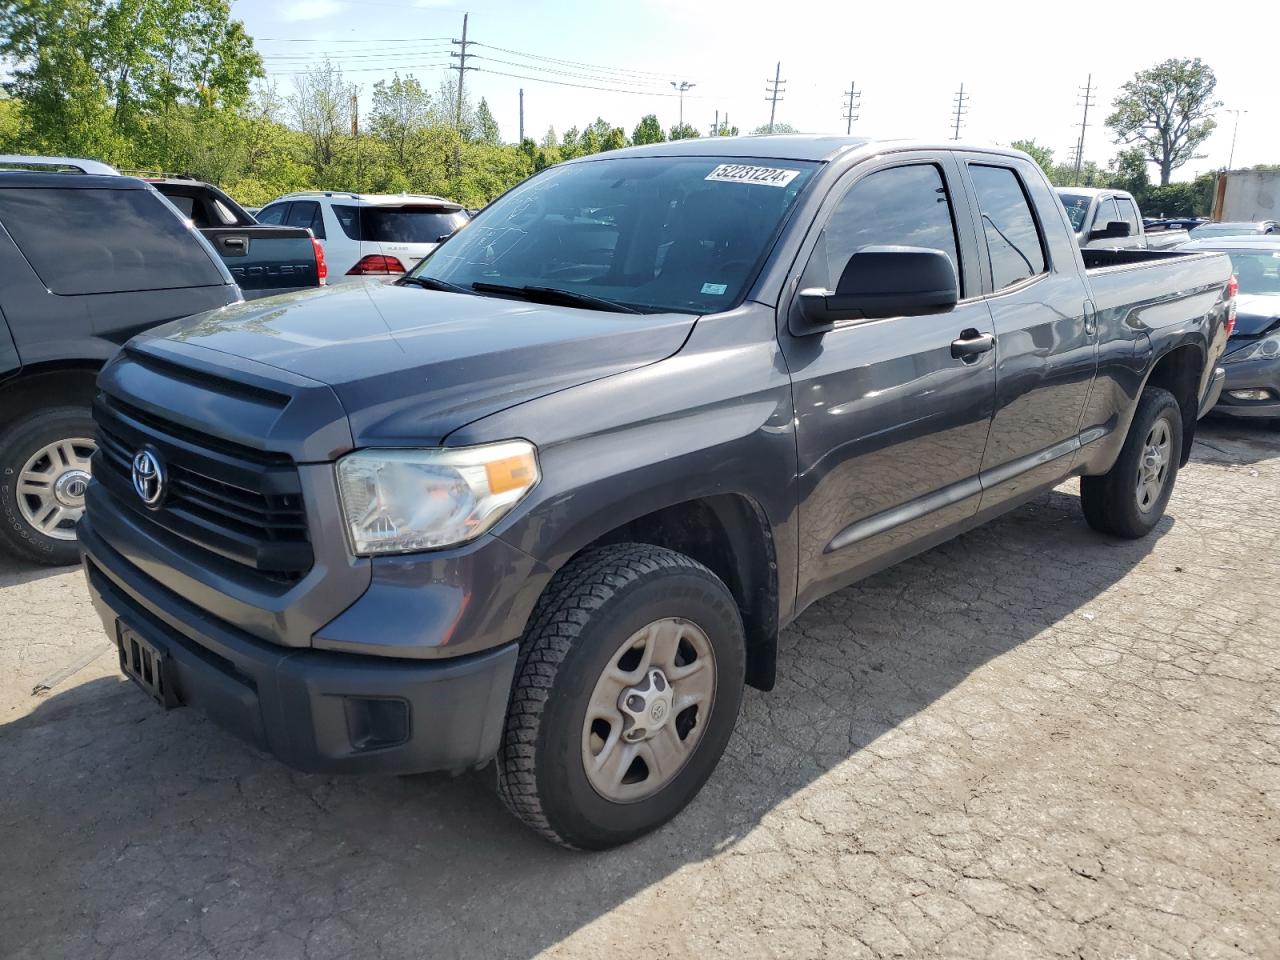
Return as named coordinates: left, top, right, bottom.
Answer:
left=399, top=275, right=471, bottom=294
left=470, top=281, right=643, bottom=314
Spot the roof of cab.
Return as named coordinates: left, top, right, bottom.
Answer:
left=565, top=135, right=1032, bottom=165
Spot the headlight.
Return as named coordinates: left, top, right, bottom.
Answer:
left=335, top=441, right=539, bottom=555
left=1224, top=332, right=1280, bottom=363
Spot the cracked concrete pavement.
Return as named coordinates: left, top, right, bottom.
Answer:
left=1, top=420, right=1277, bottom=960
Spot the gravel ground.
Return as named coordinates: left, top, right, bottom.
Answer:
left=1, top=420, right=1277, bottom=960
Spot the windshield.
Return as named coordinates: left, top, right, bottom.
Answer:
left=409, top=156, right=819, bottom=314
left=1058, top=193, right=1092, bottom=232
left=1225, top=251, right=1280, bottom=296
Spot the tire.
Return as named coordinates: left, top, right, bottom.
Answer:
left=497, top=543, right=746, bottom=850
left=0, top=406, right=97, bottom=566
left=1080, top=386, right=1182, bottom=540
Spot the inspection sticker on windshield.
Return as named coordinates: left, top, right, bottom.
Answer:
left=701, top=282, right=728, bottom=295
left=705, top=164, right=800, bottom=188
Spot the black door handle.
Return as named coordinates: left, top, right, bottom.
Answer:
left=951, top=330, right=995, bottom=361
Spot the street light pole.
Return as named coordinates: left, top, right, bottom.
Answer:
left=670, top=80, right=695, bottom=129
left=1227, top=109, right=1247, bottom=170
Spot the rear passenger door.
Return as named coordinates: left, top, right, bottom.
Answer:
left=781, top=153, right=997, bottom=610
left=956, top=156, right=1096, bottom=512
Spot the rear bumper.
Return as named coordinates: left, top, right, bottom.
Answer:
left=80, top=516, right=518, bottom=775
left=1211, top=357, right=1280, bottom=419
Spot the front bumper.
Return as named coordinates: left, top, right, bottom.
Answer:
left=1212, top=355, right=1280, bottom=419
left=80, top=516, right=518, bottom=775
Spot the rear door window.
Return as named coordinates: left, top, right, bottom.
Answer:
left=969, top=165, right=1047, bottom=289
left=1115, top=197, right=1140, bottom=235
left=1092, top=197, right=1119, bottom=230
left=0, top=185, right=226, bottom=294
left=284, top=200, right=325, bottom=239
left=255, top=203, right=288, bottom=225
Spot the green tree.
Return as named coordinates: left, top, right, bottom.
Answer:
left=1106, top=57, right=1220, bottom=185
left=473, top=97, right=501, bottom=146
left=1010, top=139, right=1054, bottom=176
left=668, top=122, right=699, bottom=141
left=287, top=60, right=353, bottom=172
left=1, top=0, right=261, bottom=163
left=751, top=121, right=796, bottom=135
left=712, top=120, right=739, bottom=136
left=632, top=114, right=665, bottom=145
left=601, top=127, right=628, bottom=152
left=1107, top=147, right=1150, bottom=198
left=370, top=73, right=432, bottom=168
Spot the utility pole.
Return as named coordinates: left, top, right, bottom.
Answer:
left=518, top=88, right=524, bottom=144
left=765, top=62, right=785, bottom=134
left=670, top=80, right=695, bottom=130
left=351, top=93, right=360, bottom=192
left=710, top=109, right=719, bottom=137
left=950, top=83, right=968, bottom=140
left=1073, top=73, right=1095, bottom=186
left=449, top=12, right=472, bottom=176
left=842, top=80, right=861, bottom=135
left=1226, top=109, right=1247, bottom=169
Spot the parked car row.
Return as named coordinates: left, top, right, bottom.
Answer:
left=0, top=156, right=469, bottom=564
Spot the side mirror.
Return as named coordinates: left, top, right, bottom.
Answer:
left=793, top=246, right=959, bottom=334
left=1088, top=220, right=1131, bottom=241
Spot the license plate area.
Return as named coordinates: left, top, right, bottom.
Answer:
left=117, top=624, right=180, bottom=708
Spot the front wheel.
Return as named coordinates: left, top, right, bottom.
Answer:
left=497, top=543, right=746, bottom=850
left=0, top=407, right=97, bottom=565
left=1080, top=386, right=1182, bottom=539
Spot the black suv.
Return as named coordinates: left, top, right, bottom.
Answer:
left=0, top=156, right=240, bottom=564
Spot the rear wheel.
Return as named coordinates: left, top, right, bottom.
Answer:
left=1081, top=387, right=1182, bottom=539
left=497, top=543, right=746, bottom=850
left=0, top=407, right=96, bottom=565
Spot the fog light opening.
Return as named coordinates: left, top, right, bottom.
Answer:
left=1227, top=389, right=1273, bottom=402
left=344, top=697, right=411, bottom=752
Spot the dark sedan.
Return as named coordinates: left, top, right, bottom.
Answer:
left=1180, top=236, right=1280, bottom=423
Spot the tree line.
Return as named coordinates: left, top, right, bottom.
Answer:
left=0, top=5, right=1267, bottom=214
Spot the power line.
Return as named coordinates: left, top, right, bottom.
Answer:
left=765, top=62, right=785, bottom=134
left=468, top=54, right=672, bottom=89
left=469, top=66, right=689, bottom=98
left=257, top=36, right=453, bottom=43
left=469, top=41, right=681, bottom=81
left=842, top=80, right=861, bottom=135
left=262, top=46, right=451, bottom=62
left=950, top=83, right=969, bottom=140
left=266, top=61, right=452, bottom=76
left=1073, top=73, right=1095, bottom=185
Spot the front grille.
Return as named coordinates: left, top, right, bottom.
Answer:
left=93, top=394, right=313, bottom=582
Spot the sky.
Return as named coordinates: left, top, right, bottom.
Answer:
left=237, top=0, right=1278, bottom=181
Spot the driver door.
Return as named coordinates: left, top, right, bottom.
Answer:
left=779, top=154, right=997, bottom=611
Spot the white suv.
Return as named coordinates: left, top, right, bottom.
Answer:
left=255, top=192, right=468, bottom=281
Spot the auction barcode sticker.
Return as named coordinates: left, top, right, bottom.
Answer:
left=705, top=164, right=800, bottom=188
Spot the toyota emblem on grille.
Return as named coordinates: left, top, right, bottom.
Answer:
left=131, top=447, right=166, bottom=508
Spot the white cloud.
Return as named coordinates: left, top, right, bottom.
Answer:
left=279, top=0, right=344, bottom=21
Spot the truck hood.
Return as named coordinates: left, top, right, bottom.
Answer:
left=146, top=280, right=696, bottom=447
left=1232, top=294, right=1280, bottom=337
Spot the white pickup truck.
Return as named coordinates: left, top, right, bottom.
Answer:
left=1057, top=187, right=1188, bottom=251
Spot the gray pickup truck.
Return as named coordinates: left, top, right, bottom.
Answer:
left=80, top=137, right=1232, bottom=849
left=1057, top=187, right=1188, bottom=251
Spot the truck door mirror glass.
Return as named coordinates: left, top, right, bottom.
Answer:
left=795, top=245, right=959, bottom=333
left=1089, top=220, right=1131, bottom=241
